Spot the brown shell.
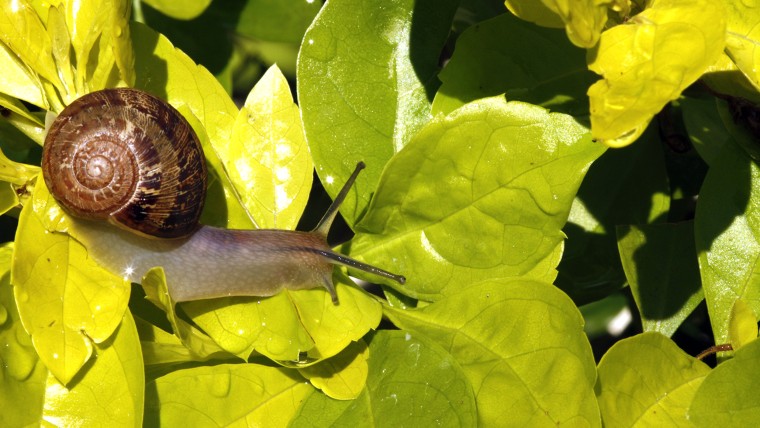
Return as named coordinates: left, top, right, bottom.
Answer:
left=42, top=88, right=207, bottom=239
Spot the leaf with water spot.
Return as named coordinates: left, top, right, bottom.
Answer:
left=291, top=330, right=477, bottom=427
left=385, top=279, right=599, bottom=426
left=145, top=362, right=313, bottom=425
left=182, top=278, right=382, bottom=364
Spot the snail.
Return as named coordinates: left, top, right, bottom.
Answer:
left=41, top=88, right=405, bottom=304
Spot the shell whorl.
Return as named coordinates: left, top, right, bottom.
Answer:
left=42, top=88, right=207, bottom=238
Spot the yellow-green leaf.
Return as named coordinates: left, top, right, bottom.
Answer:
left=11, top=182, right=130, bottom=384
left=182, top=279, right=382, bottom=365
left=42, top=311, right=144, bottom=427
left=298, top=339, right=369, bottom=400
left=146, top=363, right=313, bottom=426
left=229, top=64, right=313, bottom=229
left=504, top=0, right=565, bottom=28
left=723, top=1, right=760, bottom=92
left=588, top=0, right=726, bottom=146
left=0, top=0, right=62, bottom=94
left=728, top=299, right=758, bottom=351
left=0, top=148, right=39, bottom=185
left=64, top=0, right=134, bottom=95
left=0, top=243, right=48, bottom=427
left=0, top=40, right=47, bottom=109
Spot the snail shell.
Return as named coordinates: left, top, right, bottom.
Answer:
left=42, top=88, right=206, bottom=239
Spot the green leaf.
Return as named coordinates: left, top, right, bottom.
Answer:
left=0, top=182, right=18, bottom=216
left=723, top=1, right=760, bottom=92
left=292, top=330, right=477, bottom=427
left=680, top=95, right=731, bottom=166
left=297, top=0, right=458, bottom=224
left=11, top=182, right=130, bottom=384
left=385, top=279, right=599, bottom=426
left=228, top=64, right=313, bottom=229
left=617, top=222, right=703, bottom=337
left=298, top=339, right=369, bottom=400
left=142, top=0, right=212, bottom=20
left=182, top=280, right=382, bottom=364
left=145, top=363, right=313, bottom=426
left=432, top=12, right=594, bottom=117
left=557, top=126, right=669, bottom=303
left=688, top=338, right=760, bottom=425
left=588, top=0, right=726, bottom=146
left=695, top=141, right=760, bottom=344
left=351, top=97, right=605, bottom=300
left=0, top=0, right=62, bottom=95
left=41, top=311, right=144, bottom=427
left=235, top=0, right=321, bottom=44
left=0, top=35, right=47, bottom=109
left=0, top=243, right=47, bottom=427
left=727, top=299, right=758, bottom=350
left=64, top=0, right=134, bottom=93
left=596, top=332, right=711, bottom=426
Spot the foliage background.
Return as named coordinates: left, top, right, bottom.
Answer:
left=1, top=0, right=760, bottom=426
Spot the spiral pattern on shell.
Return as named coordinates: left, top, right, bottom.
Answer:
left=42, top=88, right=207, bottom=238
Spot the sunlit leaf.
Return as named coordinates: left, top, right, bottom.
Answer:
left=183, top=280, right=382, bottom=364
left=42, top=311, right=144, bottom=427
left=596, top=332, right=710, bottom=426
left=351, top=97, right=605, bottom=300
left=11, top=182, right=130, bottom=384
left=617, top=222, right=703, bottom=337
left=0, top=34, right=47, bottom=109
left=588, top=0, right=726, bottom=146
left=298, top=0, right=459, bottom=224
left=507, top=0, right=612, bottom=48
left=229, top=64, right=312, bottom=229
left=723, top=1, right=760, bottom=92
left=298, top=339, right=368, bottom=400
left=292, top=330, right=477, bottom=427
left=0, top=243, right=47, bottom=427
left=0, top=0, right=62, bottom=94
left=385, top=280, right=599, bottom=426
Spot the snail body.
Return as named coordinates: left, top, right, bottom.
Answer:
left=41, top=88, right=404, bottom=304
